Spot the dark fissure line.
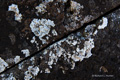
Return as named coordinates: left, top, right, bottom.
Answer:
left=0, top=4, right=120, bottom=75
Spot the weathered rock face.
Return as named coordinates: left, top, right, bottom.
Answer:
left=0, top=3, right=120, bottom=79
left=0, top=0, right=120, bottom=73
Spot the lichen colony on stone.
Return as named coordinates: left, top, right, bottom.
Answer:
left=98, top=17, right=108, bottom=29
left=8, top=4, right=22, bottom=22
left=24, top=66, right=39, bottom=80
left=0, top=57, right=9, bottom=73
left=30, top=19, right=55, bottom=44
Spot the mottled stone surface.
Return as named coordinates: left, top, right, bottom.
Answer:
left=0, top=6, right=120, bottom=80
left=0, top=0, right=120, bottom=73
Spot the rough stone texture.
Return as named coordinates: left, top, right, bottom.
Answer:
left=0, top=7, right=120, bottom=80
left=0, top=0, right=120, bottom=73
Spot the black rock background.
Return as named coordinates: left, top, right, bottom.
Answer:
left=0, top=0, right=120, bottom=80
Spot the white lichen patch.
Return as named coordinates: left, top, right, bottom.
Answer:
left=30, top=57, right=35, bottom=64
left=8, top=4, right=22, bottom=22
left=52, top=29, right=58, bottom=36
left=1, top=73, right=16, bottom=80
left=30, top=18, right=55, bottom=44
left=30, top=36, right=36, bottom=43
left=70, top=1, right=84, bottom=11
left=14, top=56, right=20, bottom=64
left=0, top=74, right=5, bottom=77
left=57, top=0, right=68, bottom=3
left=35, top=4, right=47, bottom=14
left=71, top=61, right=75, bottom=69
left=82, top=38, right=94, bottom=58
left=69, top=0, right=84, bottom=21
left=30, top=36, right=40, bottom=50
left=98, top=17, right=108, bottom=29
left=65, top=1, right=84, bottom=30
left=81, top=15, right=93, bottom=25
left=35, top=0, right=54, bottom=15
left=0, top=57, right=9, bottom=73
left=24, top=66, right=39, bottom=80
left=45, top=68, right=50, bottom=73
left=93, top=30, right=98, bottom=36
left=72, top=41, right=77, bottom=45
left=39, top=34, right=95, bottom=70
left=18, top=62, right=24, bottom=70
left=44, top=0, right=54, bottom=3
left=21, top=49, right=30, bottom=57
left=30, top=36, right=38, bottom=45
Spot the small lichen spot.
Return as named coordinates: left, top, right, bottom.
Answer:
left=8, top=4, right=22, bottom=22
left=21, top=49, right=30, bottom=57
left=98, top=17, right=108, bottom=29
left=0, top=57, right=9, bottom=73
left=14, top=56, right=20, bottom=64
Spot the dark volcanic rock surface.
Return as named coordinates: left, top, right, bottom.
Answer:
left=0, top=0, right=120, bottom=74
left=0, top=5, right=120, bottom=80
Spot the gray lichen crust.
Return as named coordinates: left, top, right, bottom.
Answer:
left=30, top=19, right=55, bottom=44
left=0, top=0, right=120, bottom=79
left=1, top=10, right=114, bottom=79
left=0, top=57, right=9, bottom=73
left=8, top=4, right=22, bottom=22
